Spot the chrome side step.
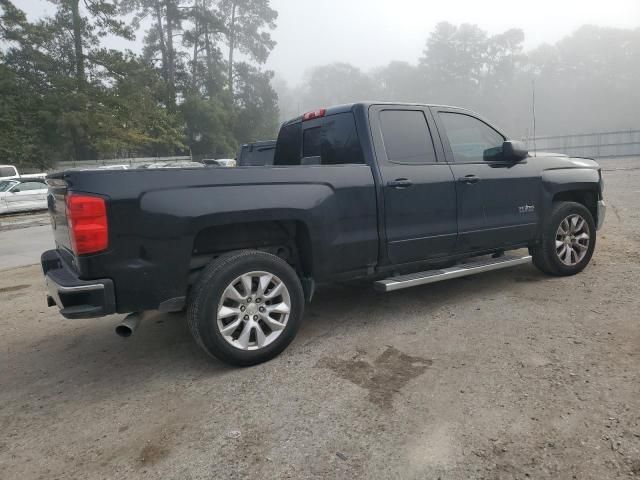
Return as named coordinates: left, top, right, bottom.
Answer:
left=374, top=255, right=532, bottom=293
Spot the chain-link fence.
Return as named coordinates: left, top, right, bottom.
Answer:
left=524, top=130, right=640, bottom=159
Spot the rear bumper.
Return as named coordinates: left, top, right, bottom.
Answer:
left=597, top=200, right=606, bottom=231
left=41, top=249, right=116, bottom=319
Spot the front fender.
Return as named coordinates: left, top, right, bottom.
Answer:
left=540, top=166, right=601, bottom=225
left=541, top=166, right=601, bottom=198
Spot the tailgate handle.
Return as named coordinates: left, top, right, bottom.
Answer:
left=387, top=178, right=413, bottom=189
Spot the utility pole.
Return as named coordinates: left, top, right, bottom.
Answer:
left=532, top=79, right=537, bottom=157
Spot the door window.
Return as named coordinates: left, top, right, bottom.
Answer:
left=379, top=110, right=437, bottom=164
left=16, top=182, right=46, bottom=191
left=0, top=180, right=18, bottom=192
left=439, top=113, right=505, bottom=163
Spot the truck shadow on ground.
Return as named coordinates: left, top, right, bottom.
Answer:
left=300, top=263, right=546, bottom=347
left=5, top=263, right=547, bottom=402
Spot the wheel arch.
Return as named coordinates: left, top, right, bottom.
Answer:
left=551, top=189, right=599, bottom=225
left=542, top=166, right=601, bottom=226
left=190, top=219, right=315, bottom=279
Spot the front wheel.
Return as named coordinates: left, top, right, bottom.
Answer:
left=188, top=250, right=305, bottom=366
left=531, top=201, right=596, bottom=276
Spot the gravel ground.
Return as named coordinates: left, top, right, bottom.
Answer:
left=0, top=211, right=50, bottom=232
left=1, top=159, right=639, bottom=479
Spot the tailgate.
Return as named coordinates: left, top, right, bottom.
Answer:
left=46, top=177, right=74, bottom=257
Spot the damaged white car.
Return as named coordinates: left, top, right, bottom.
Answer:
left=0, top=179, right=48, bottom=215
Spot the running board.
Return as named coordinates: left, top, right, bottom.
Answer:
left=374, top=255, right=532, bottom=293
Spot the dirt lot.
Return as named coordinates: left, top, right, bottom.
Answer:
left=1, top=159, right=639, bottom=479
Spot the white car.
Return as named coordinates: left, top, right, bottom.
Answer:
left=0, top=179, right=48, bottom=215
left=0, top=165, right=19, bottom=180
left=202, top=158, right=237, bottom=167
left=0, top=165, right=47, bottom=180
left=97, top=165, right=130, bottom=170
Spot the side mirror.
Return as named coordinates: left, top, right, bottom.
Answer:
left=11, top=187, right=20, bottom=193
left=503, top=140, right=528, bottom=162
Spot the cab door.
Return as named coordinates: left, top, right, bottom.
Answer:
left=432, top=107, right=540, bottom=252
left=370, top=105, right=458, bottom=265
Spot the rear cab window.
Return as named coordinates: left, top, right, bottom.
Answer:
left=274, top=112, right=365, bottom=166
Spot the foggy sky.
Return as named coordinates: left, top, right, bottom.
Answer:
left=17, top=0, right=640, bottom=84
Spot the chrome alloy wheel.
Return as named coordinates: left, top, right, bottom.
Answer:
left=216, top=271, right=291, bottom=351
left=555, top=214, right=590, bottom=266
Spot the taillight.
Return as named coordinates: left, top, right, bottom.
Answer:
left=66, top=194, right=108, bottom=255
left=302, top=108, right=326, bottom=121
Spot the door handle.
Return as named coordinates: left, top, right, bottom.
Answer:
left=458, top=175, right=480, bottom=185
left=387, top=178, right=413, bottom=189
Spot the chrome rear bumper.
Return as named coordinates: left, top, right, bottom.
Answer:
left=41, top=249, right=116, bottom=319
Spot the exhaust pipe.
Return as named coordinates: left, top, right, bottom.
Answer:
left=115, top=312, right=143, bottom=338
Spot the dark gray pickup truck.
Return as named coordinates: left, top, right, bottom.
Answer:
left=42, top=102, right=606, bottom=365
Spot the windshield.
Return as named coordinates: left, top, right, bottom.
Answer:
left=0, top=180, right=18, bottom=192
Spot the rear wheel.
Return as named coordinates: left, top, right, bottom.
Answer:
left=188, top=250, right=304, bottom=366
left=531, top=201, right=596, bottom=276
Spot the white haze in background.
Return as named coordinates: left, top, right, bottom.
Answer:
left=16, top=0, right=640, bottom=137
left=19, top=0, right=640, bottom=84
left=267, top=0, right=640, bottom=84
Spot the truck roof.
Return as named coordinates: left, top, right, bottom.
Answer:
left=241, top=140, right=276, bottom=149
left=280, top=102, right=475, bottom=127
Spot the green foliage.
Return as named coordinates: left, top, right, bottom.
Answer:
left=219, top=0, right=277, bottom=64
left=0, top=0, right=279, bottom=167
left=0, top=64, right=47, bottom=169
left=302, top=63, right=376, bottom=108
left=232, top=62, right=278, bottom=143
left=182, top=94, right=236, bottom=158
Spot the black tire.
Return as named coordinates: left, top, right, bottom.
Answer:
left=531, top=201, right=596, bottom=276
left=187, top=250, right=304, bottom=366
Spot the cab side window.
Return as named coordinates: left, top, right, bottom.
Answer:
left=439, top=112, right=505, bottom=163
left=379, top=110, right=437, bottom=164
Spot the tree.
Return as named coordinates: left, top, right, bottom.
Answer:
left=0, top=0, right=191, bottom=164
left=218, top=0, right=277, bottom=96
left=232, top=62, right=278, bottom=143
left=123, top=0, right=186, bottom=109
left=181, top=94, right=236, bottom=158
left=0, top=63, right=46, bottom=168
left=300, top=63, right=375, bottom=112
left=485, top=29, right=524, bottom=86
left=525, top=26, right=640, bottom=134
left=121, top=0, right=280, bottom=159
left=421, top=22, right=487, bottom=84
left=372, top=61, right=423, bottom=103
left=49, top=0, right=133, bottom=91
left=182, top=0, right=226, bottom=97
